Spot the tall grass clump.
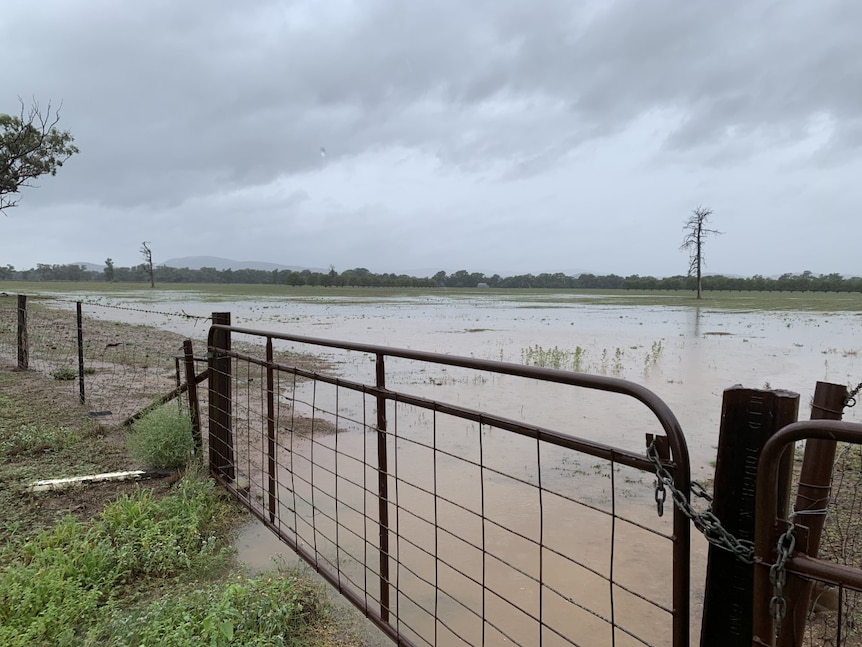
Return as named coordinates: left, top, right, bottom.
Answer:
left=127, top=404, right=194, bottom=469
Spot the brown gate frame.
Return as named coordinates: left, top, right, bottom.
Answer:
left=207, top=323, right=693, bottom=646
left=753, top=419, right=862, bottom=645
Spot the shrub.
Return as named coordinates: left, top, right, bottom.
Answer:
left=127, top=404, right=194, bottom=470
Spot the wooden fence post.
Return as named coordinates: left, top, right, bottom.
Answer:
left=17, top=295, right=28, bottom=369
left=774, top=381, right=847, bottom=646
left=208, top=312, right=235, bottom=481
left=183, top=339, right=202, bottom=455
left=700, top=386, right=799, bottom=647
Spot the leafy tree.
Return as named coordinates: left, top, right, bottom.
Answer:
left=140, top=242, right=155, bottom=288
left=680, top=206, right=721, bottom=299
left=1, top=99, right=78, bottom=214
left=104, top=258, right=115, bottom=282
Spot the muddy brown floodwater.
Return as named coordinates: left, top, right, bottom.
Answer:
left=53, top=291, right=862, bottom=644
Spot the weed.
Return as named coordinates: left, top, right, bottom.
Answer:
left=126, top=404, right=194, bottom=470
left=52, top=368, right=77, bottom=381
left=520, top=344, right=587, bottom=371
left=99, top=475, right=228, bottom=578
left=612, top=347, right=624, bottom=375
left=0, top=473, right=233, bottom=647
left=98, top=573, right=324, bottom=646
left=0, top=422, right=79, bottom=457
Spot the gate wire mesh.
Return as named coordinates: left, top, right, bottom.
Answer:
left=809, top=441, right=862, bottom=646
left=755, top=421, right=862, bottom=647
left=208, top=326, right=692, bottom=647
left=0, top=293, right=209, bottom=425
left=782, top=439, right=862, bottom=647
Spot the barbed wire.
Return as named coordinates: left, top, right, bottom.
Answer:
left=51, top=296, right=210, bottom=322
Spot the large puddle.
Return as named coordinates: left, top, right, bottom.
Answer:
left=67, top=292, right=862, bottom=643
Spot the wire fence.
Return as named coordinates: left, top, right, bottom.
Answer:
left=0, top=293, right=209, bottom=426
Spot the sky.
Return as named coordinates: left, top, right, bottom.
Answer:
left=1, top=0, right=861, bottom=278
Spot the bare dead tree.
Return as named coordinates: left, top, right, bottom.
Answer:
left=680, top=206, right=721, bottom=299
left=1, top=98, right=78, bottom=214
left=140, top=241, right=155, bottom=288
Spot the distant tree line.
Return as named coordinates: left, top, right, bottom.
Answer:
left=0, top=264, right=860, bottom=292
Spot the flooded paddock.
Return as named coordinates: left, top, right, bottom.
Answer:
left=55, top=290, right=862, bottom=644
left=73, top=290, right=862, bottom=467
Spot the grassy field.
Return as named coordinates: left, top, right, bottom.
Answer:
left=0, top=362, right=366, bottom=646
left=3, top=281, right=862, bottom=311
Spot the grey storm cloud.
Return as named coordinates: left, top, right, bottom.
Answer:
left=3, top=0, right=860, bottom=210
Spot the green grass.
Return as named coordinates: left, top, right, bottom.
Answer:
left=95, top=574, right=327, bottom=647
left=0, top=365, right=362, bottom=647
left=0, top=472, right=338, bottom=647
left=4, top=281, right=862, bottom=311
left=0, top=473, right=232, bottom=646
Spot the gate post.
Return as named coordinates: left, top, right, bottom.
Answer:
left=375, top=353, right=391, bottom=623
left=773, top=381, right=847, bottom=646
left=208, top=312, right=235, bottom=481
left=700, top=386, right=799, bottom=647
left=17, top=295, right=28, bottom=369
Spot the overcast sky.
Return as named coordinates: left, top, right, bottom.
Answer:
left=2, top=1, right=860, bottom=278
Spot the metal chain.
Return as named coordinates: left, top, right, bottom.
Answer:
left=768, top=519, right=797, bottom=637
left=647, top=442, right=755, bottom=564
left=648, top=442, right=807, bottom=636
left=845, top=381, right=862, bottom=409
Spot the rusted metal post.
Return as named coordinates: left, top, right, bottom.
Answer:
left=76, top=301, right=85, bottom=404
left=208, top=312, right=235, bottom=481
left=17, top=294, right=28, bottom=369
left=182, top=339, right=201, bottom=455
left=701, top=386, right=799, bottom=647
left=774, top=381, right=847, bottom=646
left=266, top=337, right=277, bottom=524
left=375, top=353, right=391, bottom=623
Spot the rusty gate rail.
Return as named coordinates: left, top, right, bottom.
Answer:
left=753, top=420, right=862, bottom=645
left=207, top=323, right=692, bottom=646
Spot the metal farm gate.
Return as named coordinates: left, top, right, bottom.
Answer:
left=204, top=317, right=692, bottom=647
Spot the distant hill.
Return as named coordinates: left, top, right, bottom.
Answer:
left=161, top=256, right=319, bottom=272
